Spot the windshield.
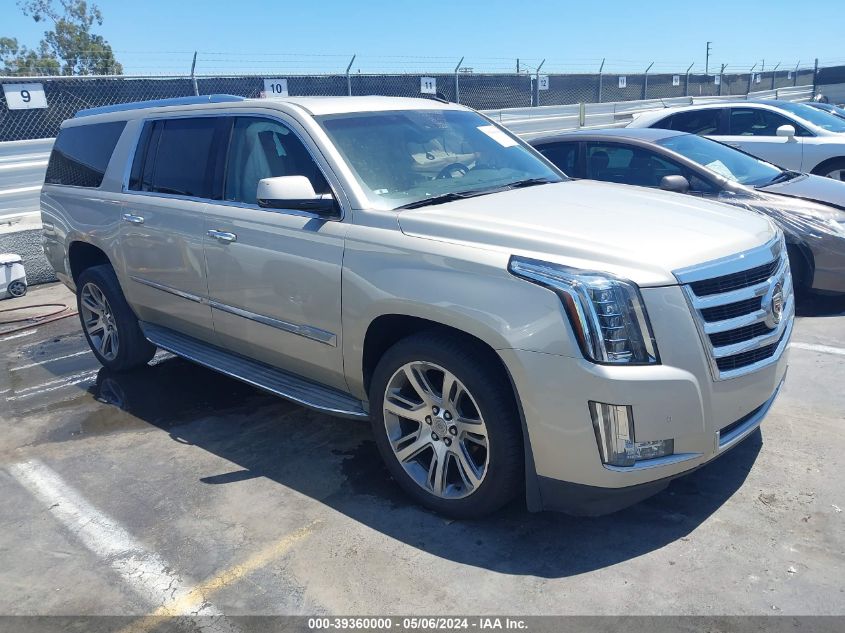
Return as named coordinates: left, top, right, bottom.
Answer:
left=658, top=133, right=783, bottom=187
left=771, top=101, right=845, bottom=133
left=317, top=109, right=562, bottom=209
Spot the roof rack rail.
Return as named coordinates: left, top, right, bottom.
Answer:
left=74, top=94, right=247, bottom=118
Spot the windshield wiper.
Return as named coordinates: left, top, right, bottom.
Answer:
left=760, top=170, right=800, bottom=187
left=395, top=189, right=500, bottom=210
left=395, top=178, right=557, bottom=210
left=506, top=177, right=557, bottom=189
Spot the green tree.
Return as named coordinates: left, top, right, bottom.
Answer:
left=1, top=0, right=122, bottom=76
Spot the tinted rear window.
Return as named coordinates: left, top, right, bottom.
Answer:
left=45, top=121, right=126, bottom=187
left=130, top=118, right=219, bottom=198
left=659, top=109, right=722, bottom=135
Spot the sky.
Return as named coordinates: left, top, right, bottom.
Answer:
left=3, top=0, right=843, bottom=76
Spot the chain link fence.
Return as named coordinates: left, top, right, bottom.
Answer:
left=0, top=66, right=832, bottom=142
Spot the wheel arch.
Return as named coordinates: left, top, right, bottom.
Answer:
left=809, top=155, right=845, bottom=178
left=68, top=240, right=114, bottom=285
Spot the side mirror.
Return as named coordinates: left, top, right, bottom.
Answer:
left=659, top=175, right=690, bottom=194
left=776, top=124, right=796, bottom=139
left=256, top=176, right=338, bottom=217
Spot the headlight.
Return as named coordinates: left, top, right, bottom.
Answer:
left=508, top=256, right=659, bottom=365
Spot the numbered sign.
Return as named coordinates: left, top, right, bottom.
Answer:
left=787, top=71, right=793, bottom=80
left=420, top=77, right=436, bottom=95
left=2, top=82, right=48, bottom=110
left=618, top=76, right=627, bottom=88
left=672, top=75, right=680, bottom=86
left=263, top=78, right=289, bottom=97
left=538, top=75, right=549, bottom=91
left=714, top=75, right=721, bottom=85
left=755, top=74, right=761, bottom=84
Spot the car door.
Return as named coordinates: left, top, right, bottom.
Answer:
left=710, top=107, right=806, bottom=171
left=583, top=141, right=718, bottom=195
left=203, top=114, right=348, bottom=391
left=119, top=116, right=227, bottom=343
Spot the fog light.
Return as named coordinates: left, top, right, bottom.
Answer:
left=589, top=401, right=674, bottom=467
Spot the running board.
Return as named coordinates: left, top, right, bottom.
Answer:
left=140, top=322, right=368, bottom=419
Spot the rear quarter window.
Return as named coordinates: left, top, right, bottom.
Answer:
left=45, top=121, right=126, bottom=188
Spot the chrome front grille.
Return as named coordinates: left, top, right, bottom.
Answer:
left=675, top=235, right=794, bottom=381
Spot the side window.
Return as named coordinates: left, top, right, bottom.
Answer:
left=585, top=142, right=715, bottom=191
left=661, top=109, right=722, bottom=135
left=129, top=118, right=220, bottom=197
left=729, top=108, right=809, bottom=137
left=537, top=142, right=578, bottom=175
left=45, top=121, right=126, bottom=188
left=224, top=117, right=330, bottom=205
left=150, top=118, right=218, bottom=197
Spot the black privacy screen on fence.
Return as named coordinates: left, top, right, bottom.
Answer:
left=0, top=67, right=828, bottom=142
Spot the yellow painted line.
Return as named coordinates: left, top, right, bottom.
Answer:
left=118, top=520, right=320, bottom=633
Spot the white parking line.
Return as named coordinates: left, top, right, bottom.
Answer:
left=10, top=350, right=91, bottom=372
left=790, top=342, right=845, bottom=357
left=0, top=330, right=37, bottom=342
left=8, top=459, right=240, bottom=633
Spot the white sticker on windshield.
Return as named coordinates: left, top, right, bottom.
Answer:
left=705, top=159, right=736, bottom=181
left=477, top=125, right=518, bottom=147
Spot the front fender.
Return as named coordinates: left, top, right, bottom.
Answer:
left=340, top=227, right=580, bottom=399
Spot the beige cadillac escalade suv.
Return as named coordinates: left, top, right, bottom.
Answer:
left=41, top=95, right=793, bottom=518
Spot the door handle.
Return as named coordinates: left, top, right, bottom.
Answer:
left=207, top=229, right=237, bottom=244
left=122, top=213, right=145, bottom=225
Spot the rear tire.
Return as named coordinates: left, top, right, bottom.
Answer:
left=77, top=265, right=155, bottom=372
left=368, top=331, right=523, bottom=519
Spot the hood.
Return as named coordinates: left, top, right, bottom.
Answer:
left=397, top=180, right=777, bottom=287
left=757, top=173, right=845, bottom=210
left=720, top=187, right=845, bottom=243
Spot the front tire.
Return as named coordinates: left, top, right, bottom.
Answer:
left=369, top=332, right=523, bottom=518
left=77, top=265, right=155, bottom=372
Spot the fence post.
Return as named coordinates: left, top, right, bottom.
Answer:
left=190, top=51, right=199, bottom=96
left=813, top=58, right=819, bottom=96
left=454, top=56, right=464, bottom=104
left=642, top=62, right=653, bottom=100
left=345, top=54, right=356, bottom=96
left=771, top=62, right=780, bottom=90
left=534, top=59, right=545, bottom=107
left=597, top=58, right=605, bottom=103
left=718, top=64, right=726, bottom=96
left=793, top=60, right=800, bottom=87
left=684, top=62, right=693, bottom=97
left=579, top=102, right=586, bottom=128
left=747, top=63, right=757, bottom=97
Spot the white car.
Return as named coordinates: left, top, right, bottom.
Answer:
left=629, top=100, right=845, bottom=180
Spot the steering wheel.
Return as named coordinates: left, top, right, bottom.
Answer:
left=436, top=163, right=470, bottom=179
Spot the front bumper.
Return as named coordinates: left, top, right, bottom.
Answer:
left=499, top=284, right=791, bottom=515
left=535, top=377, right=783, bottom=516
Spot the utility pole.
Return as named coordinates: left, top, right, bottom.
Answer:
left=705, top=41, right=712, bottom=76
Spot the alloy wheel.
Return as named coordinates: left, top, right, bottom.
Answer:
left=80, top=282, right=119, bottom=361
left=382, top=361, right=489, bottom=499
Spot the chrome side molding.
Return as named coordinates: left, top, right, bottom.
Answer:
left=130, top=276, right=337, bottom=346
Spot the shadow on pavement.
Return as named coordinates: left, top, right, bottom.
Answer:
left=795, top=292, right=845, bottom=317
left=82, top=357, right=763, bottom=579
